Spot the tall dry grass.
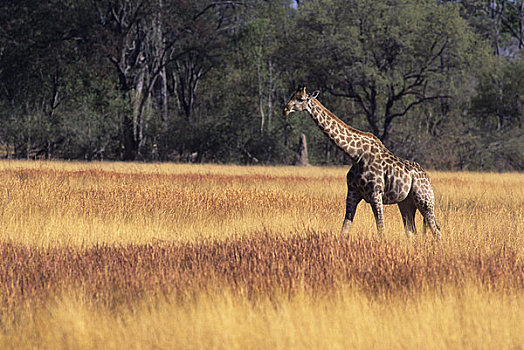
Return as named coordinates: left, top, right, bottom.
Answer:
left=3, top=285, right=521, bottom=350
left=0, top=160, right=522, bottom=349
left=0, top=161, right=350, bottom=246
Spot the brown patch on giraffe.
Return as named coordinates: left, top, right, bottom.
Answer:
left=370, top=164, right=382, bottom=173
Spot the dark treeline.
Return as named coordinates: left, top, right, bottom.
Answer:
left=0, top=0, right=522, bottom=170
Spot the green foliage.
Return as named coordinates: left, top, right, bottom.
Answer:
left=471, top=56, right=524, bottom=130
left=289, top=0, right=487, bottom=143
left=0, top=0, right=522, bottom=170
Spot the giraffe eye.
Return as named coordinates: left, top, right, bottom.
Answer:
left=297, top=97, right=305, bottom=102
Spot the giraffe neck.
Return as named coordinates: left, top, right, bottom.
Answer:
left=305, top=98, right=380, bottom=162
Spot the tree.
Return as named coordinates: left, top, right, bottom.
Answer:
left=0, top=0, right=100, bottom=158
left=472, top=56, right=523, bottom=130
left=93, top=0, right=244, bottom=160
left=483, top=0, right=524, bottom=54
left=289, top=0, right=486, bottom=144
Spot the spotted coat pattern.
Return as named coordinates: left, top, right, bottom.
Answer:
left=284, top=87, right=441, bottom=238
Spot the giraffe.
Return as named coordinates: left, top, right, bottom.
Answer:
left=284, top=86, right=441, bottom=238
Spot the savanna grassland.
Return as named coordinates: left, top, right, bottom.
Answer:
left=0, top=160, right=522, bottom=349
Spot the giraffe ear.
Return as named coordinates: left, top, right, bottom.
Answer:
left=309, top=90, right=320, bottom=99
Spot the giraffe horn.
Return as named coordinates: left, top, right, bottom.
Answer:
left=309, top=90, right=320, bottom=99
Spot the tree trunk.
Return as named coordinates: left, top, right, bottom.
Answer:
left=267, top=60, right=273, bottom=131
left=121, top=112, right=137, bottom=161
left=257, top=57, right=265, bottom=134
left=296, top=133, right=310, bottom=166
left=160, top=65, right=169, bottom=160
left=519, top=0, right=524, bottom=49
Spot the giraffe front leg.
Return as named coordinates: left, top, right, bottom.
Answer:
left=341, top=191, right=362, bottom=235
left=370, top=192, right=385, bottom=237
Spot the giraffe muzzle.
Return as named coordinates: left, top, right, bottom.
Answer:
left=283, top=107, right=291, bottom=116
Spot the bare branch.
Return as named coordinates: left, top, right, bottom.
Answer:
left=193, top=1, right=246, bottom=21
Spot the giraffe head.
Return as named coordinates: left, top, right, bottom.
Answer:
left=283, top=86, right=319, bottom=116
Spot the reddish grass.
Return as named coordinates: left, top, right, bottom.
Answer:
left=1, top=233, right=521, bottom=309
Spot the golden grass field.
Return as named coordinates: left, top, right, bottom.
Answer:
left=0, top=160, right=522, bottom=349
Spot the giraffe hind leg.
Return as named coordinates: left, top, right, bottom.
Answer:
left=413, top=184, right=441, bottom=239
left=398, top=198, right=417, bottom=238
left=419, top=207, right=441, bottom=239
